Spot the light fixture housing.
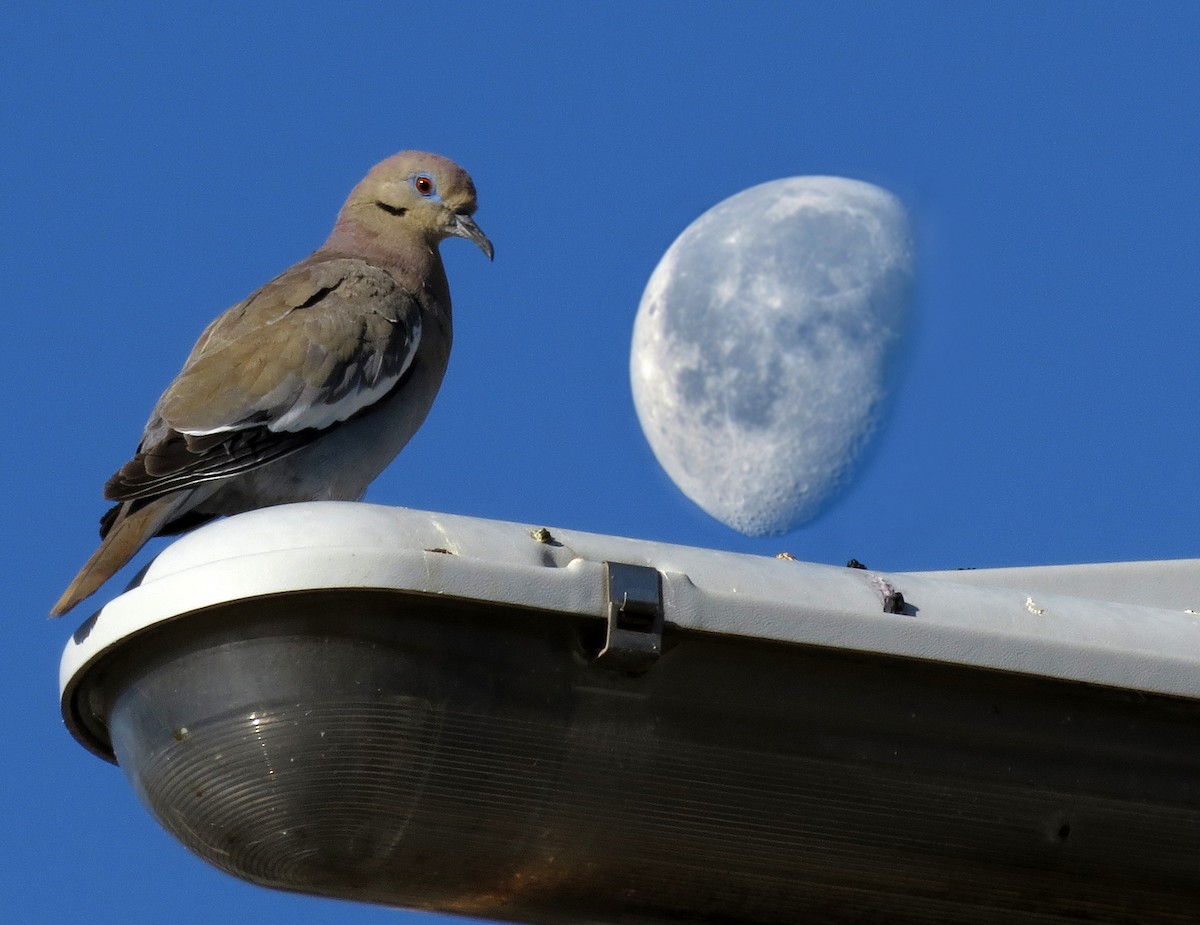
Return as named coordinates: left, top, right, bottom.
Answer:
left=60, top=502, right=1200, bottom=923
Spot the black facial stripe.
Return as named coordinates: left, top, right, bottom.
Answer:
left=375, top=200, right=407, bottom=216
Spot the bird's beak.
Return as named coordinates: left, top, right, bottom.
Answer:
left=450, top=213, right=494, bottom=260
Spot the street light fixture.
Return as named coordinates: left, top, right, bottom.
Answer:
left=60, top=502, right=1200, bottom=923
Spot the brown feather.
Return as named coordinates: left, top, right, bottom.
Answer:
left=51, top=492, right=198, bottom=617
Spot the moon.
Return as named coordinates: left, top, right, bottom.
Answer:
left=630, top=176, right=914, bottom=536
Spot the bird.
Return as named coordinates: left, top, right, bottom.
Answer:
left=51, top=151, right=493, bottom=616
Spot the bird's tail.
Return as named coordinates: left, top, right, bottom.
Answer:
left=50, top=491, right=195, bottom=617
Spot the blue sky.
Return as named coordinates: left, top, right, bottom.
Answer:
left=5, top=3, right=1200, bottom=922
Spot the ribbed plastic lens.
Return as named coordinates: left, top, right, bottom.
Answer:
left=100, top=590, right=1200, bottom=923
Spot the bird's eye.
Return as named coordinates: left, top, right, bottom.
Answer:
left=413, top=175, right=436, bottom=196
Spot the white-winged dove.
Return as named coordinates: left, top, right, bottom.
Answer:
left=52, top=151, right=492, bottom=616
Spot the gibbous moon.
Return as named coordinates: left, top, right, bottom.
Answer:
left=630, top=176, right=914, bottom=536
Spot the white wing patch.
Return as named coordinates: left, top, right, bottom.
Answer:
left=178, top=314, right=422, bottom=436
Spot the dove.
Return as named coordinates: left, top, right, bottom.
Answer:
left=51, top=151, right=492, bottom=616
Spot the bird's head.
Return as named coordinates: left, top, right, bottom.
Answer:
left=336, top=151, right=494, bottom=260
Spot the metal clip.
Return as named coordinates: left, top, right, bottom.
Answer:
left=593, top=562, right=664, bottom=673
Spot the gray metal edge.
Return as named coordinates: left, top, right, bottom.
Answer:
left=59, top=502, right=1200, bottom=704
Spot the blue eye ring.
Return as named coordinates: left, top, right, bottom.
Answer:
left=412, top=174, right=437, bottom=197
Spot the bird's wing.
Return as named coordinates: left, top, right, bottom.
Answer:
left=105, top=257, right=423, bottom=503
